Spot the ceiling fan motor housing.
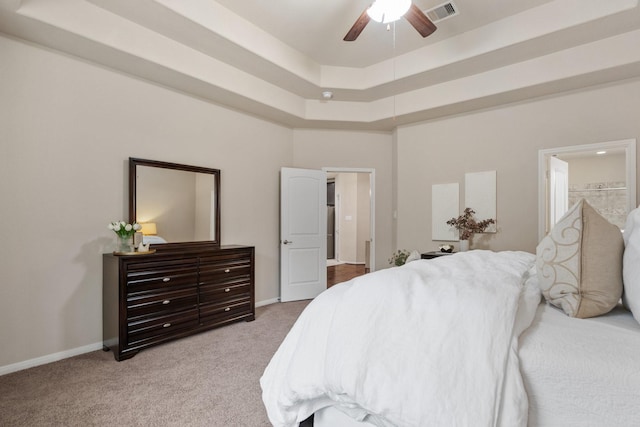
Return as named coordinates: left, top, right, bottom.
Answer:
left=367, top=0, right=412, bottom=23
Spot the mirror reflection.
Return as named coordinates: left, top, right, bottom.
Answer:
left=130, top=158, right=220, bottom=245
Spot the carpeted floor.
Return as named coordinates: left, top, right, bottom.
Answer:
left=0, top=300, right=310, bottom=427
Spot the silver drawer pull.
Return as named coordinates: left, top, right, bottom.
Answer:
left=224, top=288, right=230, bottom=293
left=163, top=323, right=171, bottom=328
left=162, top=277, right=171, bottom=282
left=224, top=269, right=230, bottom=273
left=224, top=307, right=231, bottom=312
left=162, top=300, right=171, bottom=305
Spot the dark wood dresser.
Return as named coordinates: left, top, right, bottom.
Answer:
left=103, top=244, right=255, bottom=361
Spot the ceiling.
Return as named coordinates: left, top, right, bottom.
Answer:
left=1, top=0, right=640, bottom=131
left=212, top=0, right=555, bottom=68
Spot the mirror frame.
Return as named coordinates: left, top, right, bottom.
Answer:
left=129, top=157, right=221, bottom=248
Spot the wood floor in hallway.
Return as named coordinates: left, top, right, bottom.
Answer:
left=327, top=263, right=367, bottom=287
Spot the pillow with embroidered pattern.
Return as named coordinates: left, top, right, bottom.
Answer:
left=536, top=199, right=623, bottom=318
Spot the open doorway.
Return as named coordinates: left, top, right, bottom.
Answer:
left=538, top=139, right=636, bottom=240
left=324, top=168, right=375, bottom=286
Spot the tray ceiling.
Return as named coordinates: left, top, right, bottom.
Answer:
left=1, top=0, right=640, bottom=130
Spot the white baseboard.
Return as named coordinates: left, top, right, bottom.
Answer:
left=2, top=299, right=282, bottom=376
left=256, top=297, right=279, bottom=307
left=0, top=342, right=103, bottom=376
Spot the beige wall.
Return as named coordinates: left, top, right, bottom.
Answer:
left=292, top=129, right=394, bottom=270
left=356, top=173, right=371, bottom=263
left=564, top=153, right=626, bottom=186
left=396, top=79, right=640, bottom=254
left=3, top=29, right=640, bottom=372
left=0, top=35, right=396, bottom=370
left=0, top=35, right=292, bottom=369
left=336, top=173, right=358, bottom=263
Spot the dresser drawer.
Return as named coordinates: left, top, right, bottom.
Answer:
left=127, top=308, right=199, bottom=346
left=199, top=249, right=251, bottom=266
left=127, top=287, right=198, bottom=319
left=125, top=258, right=198, bottom=293
left=199, top=280, right=251, bottom=305
left=199, top=296, right=252, bottom=326
left=199, top=251, right=252, bottom=282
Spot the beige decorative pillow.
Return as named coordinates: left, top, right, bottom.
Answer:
left=536, top=199, right=623, bottom=318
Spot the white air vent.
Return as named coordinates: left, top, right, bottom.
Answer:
left=425, top=1, right=458, bottom=23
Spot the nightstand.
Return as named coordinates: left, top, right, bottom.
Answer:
left=421, top=251, right=455, bottom=260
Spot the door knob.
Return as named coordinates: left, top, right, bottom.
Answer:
left=282, top=240, right=293, bottom=244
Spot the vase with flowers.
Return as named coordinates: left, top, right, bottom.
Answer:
left=108, top=221, right=141, bottom=253
left=446, top=208, right=495, bottom=251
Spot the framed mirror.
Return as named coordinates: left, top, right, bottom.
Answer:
left=129, top=158, right=221, bottom=247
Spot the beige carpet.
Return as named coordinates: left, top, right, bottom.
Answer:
left=0, top=300, right=309, bottom=427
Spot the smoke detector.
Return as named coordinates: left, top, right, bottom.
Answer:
left=321, top=91, right=334, bottom=100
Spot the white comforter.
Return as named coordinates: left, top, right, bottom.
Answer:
left=261, top=250, right=541, bottom=427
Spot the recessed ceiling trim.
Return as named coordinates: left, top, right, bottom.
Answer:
left=321, top=0, right=638, bottom=91
left=82, top=0, right=640, bottom=95
left=1, top=0, right=640, bottom=130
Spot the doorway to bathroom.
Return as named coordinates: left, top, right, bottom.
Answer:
left=538, top=139, right=636, bottom=240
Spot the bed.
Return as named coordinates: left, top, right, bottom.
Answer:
left=142, top=235, right=168, bottom=245
left=308, top=302, right=640, bottom=427
left=261, top=200, right=640, bottom=427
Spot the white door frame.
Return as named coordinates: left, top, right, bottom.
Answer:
left=334, top=193, right=341, bottom=262
left=323, top=167, right=376, bottom=272
left=538, top=139, right=636, bottom=241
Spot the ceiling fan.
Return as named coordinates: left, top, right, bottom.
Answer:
left=344, top=0, right=437, bottom=42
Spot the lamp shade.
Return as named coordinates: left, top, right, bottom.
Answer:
left=140, top=222, right=157, bottom=235
left=367, top=0, right=411, bottom=23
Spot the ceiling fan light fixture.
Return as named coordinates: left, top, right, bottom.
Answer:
left=367, top=0, right=411, bottom=24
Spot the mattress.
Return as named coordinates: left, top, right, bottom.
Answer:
left=314, top=302, right=640, bottom=427
left=519, top=302, right=640, bottom=427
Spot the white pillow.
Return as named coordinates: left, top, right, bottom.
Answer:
left=405, top=250, right=422, bottom=264
left=143, top=235, right=168, bottom=244
left=623, top=207, right=640, bottom=324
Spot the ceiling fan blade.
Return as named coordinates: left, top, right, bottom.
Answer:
left=344, top=8, right=371, bottom=41
left=404, top=3, right=437, bottom=38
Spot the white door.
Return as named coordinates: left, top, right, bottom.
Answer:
left=280, top=168, right=327, bottom=302
left=548, top=156, right=569, bottom=230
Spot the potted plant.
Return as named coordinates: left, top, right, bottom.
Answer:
left=446, top=208, right=495, bottom=251
left=388, top=249, right=411, bottom=266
